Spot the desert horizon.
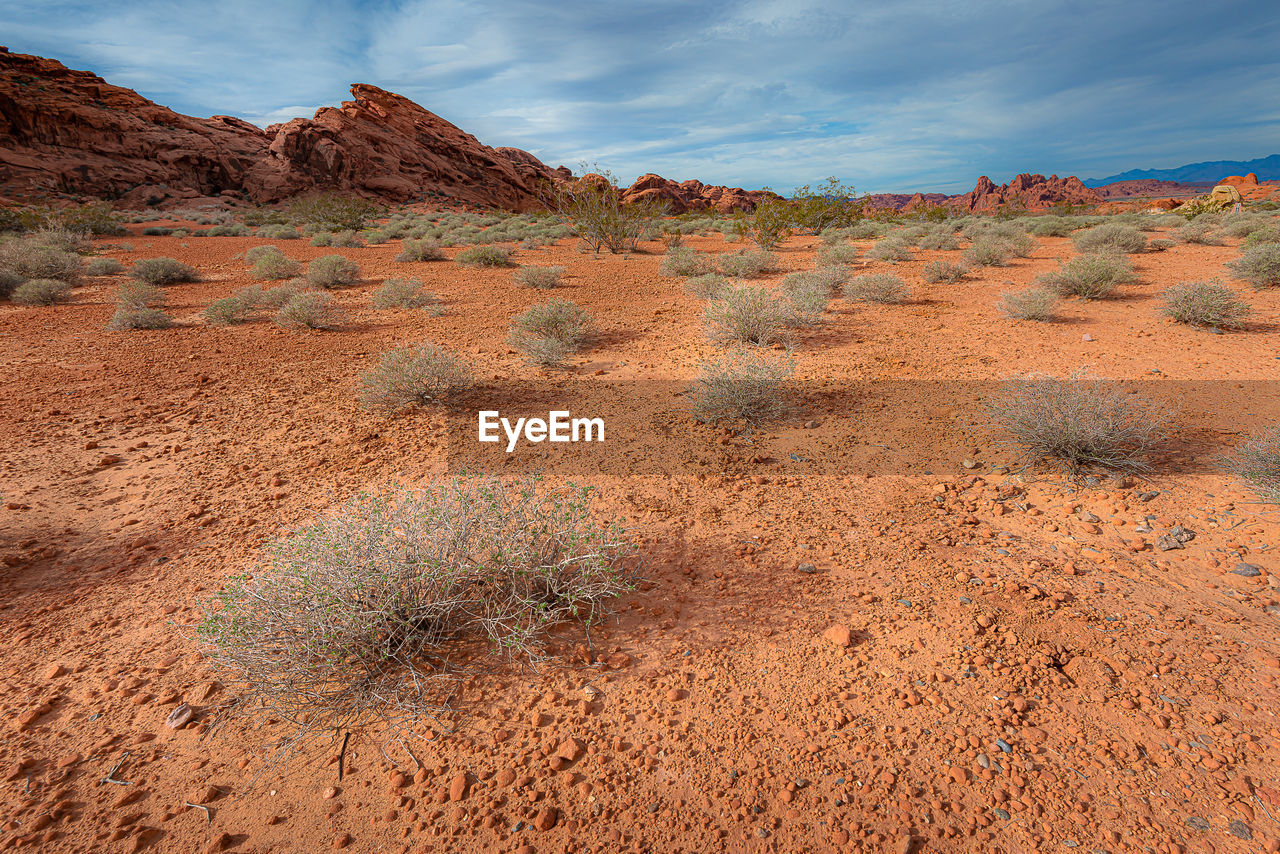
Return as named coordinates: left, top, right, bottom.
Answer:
left=2, top=5, right=1279, bottom=854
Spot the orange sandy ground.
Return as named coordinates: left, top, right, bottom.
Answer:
left=1, top=222, right=1279, bottom=854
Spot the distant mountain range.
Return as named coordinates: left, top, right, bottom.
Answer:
left=1085, top=154, right=1280, bottom=187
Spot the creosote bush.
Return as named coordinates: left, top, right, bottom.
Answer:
left=998, top=287, right=1059, bottom=321
left=1226, top=244, right=1280, bottom=289
left=921, top=260, right=969, bottom=284
left=195, top=477, right=636, bottom=746
left=371, top=277, right=440, bottom=311
left=512, top=266, right=565, bottom=289
left=689, top=348, right=794, bottom=424
left=509, top=298, right=595, bottom=365
left=275, top=291, right=346, bottom=330
left=703, top=287, right=791, bottom=345
left=1160, top=280, right=1250, bottom=329
left=0, top=238, right=83, bottom=285
left=1222, top=427, right=1280, bottom=503
left=12, top=278, right=72, bottom=306
left=457, top=245, right=516, bottom=268
left=843, top=273, right=909, bottom=304
left=306, top=254, right=362, bottom=289
left=1037, top=253, right=1136, bottom=299
left=396, top=238, right=446, bottom=262
left=84, top=257, right=125, bottom=277
left=358, top=342, right=472, bottom=413
left=987, top=369, right=1173, bottom=477
left=545, top=172, right=667, bottom=254
left=1175, top=221, right=1224, bottom=245
left=289, top=193, right=383, bottom=231
left=133, top=257, right=199, bottom=285
left=1072, top=222, right=1147, bottom=254
left=780, top=274, right=832, bottom=326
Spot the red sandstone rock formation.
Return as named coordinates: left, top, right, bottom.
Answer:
left=0, top=51, right=559, bottom=209
left=952, top=173, right=1102, bottom=212
left=620, top=173, right=772, bottom=214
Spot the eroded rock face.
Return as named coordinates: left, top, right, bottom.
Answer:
left=952, top=173, right=1102, bottom=212
left=619, top=173, right=772, bottom=214
left=0, top=51, right=559, bottom=209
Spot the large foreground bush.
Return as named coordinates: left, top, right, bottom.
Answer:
left=359, top=342, right=472, bottom=412
left=196, top=478, right=636, bottom=743
left=987, top=369, right=1173, bottom=477
left=509, top=298, right=596, bottom=364
left=689, top=348, right=794, bottom=424
left=1223, top=426, right=1280, bottom=503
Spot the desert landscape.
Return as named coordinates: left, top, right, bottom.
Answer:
left=2, top=22, right=1280, bottom=854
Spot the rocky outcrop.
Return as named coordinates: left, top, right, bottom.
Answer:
left=0, top=51, right=560, bottom=209
left=620, top=173, right=773, bottom=214
left=952, top=173, right=1101, bottom=212
left=1092, top=179, right=1213, bottom=199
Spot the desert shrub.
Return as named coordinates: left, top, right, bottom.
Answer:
left=133, top=256, right=198, bottom=285
left=546, top=171, right=667, bottom=254
left=689, top=348, right=794, bottom=424
left=358, top=342, right=472, bottom=412
left=1037, top=253, right=1136, bottom=299
left=1160, top=279, right=1250, bottom=329
left=1222, top=427, right=1280, bottom=503
left=309, top=232, right=334, bottom=247
left=728, top=194, right=791, bottom=250
left=1026, top=216, right=1078, bottom=237
left=275, top=291, right=346, bottom=330
left=659, top=246, right=711, bottom=277
left=289, top=193, right=383, bottom=231
left=253, top=253, right=302, bottom=280
left=1175, top=221, right=1224, bottom=245
left=684, top=273, right=731, bottom=299
left=1226, top=244, right=1280, bottom=288
left=371, top=277, right=440, bottom=311
left=457, top=245, right=516, bottom=268
left=1073, top=222, right=1147, bottom=254
left=261, top=282, right=302, bottom=308
left=84, top=257, right=125, bottom=276
left=987, top=369, right=1174, bottom=476
left=329, top=230, right=365, bottom=248
left=141, top=226, right=173, bottom=236
left=12, top=278, right=72, bottom=306
left=843, top=273, right=909, bottom=304
left=864, top=238, right=913, bottom=262
left=1218, top=213, right=1269, bottom=239
left=107, top=282, right=171, bottom=330
left=203, top=294, right=257, bottom=326
left=783, top=266, right=849, bottom=294
left=1003, top=231, right=1037, bottom=258
left=509, top=299, right=595, bottom=364
left=816, top=243, right=860, bottom=266
left=512, top=265, right=565, bottom=289
left=789, top=178, right=862, bottom=234
left=703, top=287, right=791, bottom=345
left=0, top=270, right=22, bottom=299
left=0, top=238, right=83, bottom=284
left=31, top=227, right=92, bottom=253
left=50, top=201, right=126, bottom=236
left=780, top=274, right=832, bottom=326
left=1147, top=238, right=1177, bottom=252
left=195, top=477, right=634, bottom=746
left=256, top=224, right=301, bottom=240
left=916, top=230, right=960, bottom=251
left=820, top=227, right=858, bottom=244
left=844, top=220, right=889, bottom=240
left=244, top=244, right=283, bottom=265
left=1244, top=224, right=1280, bottom=247
left=921, top=260, right=969, bottom=284
left=207, top=224, right=253, bottom=237
left=306, top=254, right=361, bottom=289
left=998, top=287, right=1059, bottom=321
left=396, top=238, right=445, bottom=262
left=715, top=249, right=775, bottom=278
left=962, top=239, right=1013, bottom=268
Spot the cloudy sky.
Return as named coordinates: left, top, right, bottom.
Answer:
left=3, top=0, right=1278, bottom=193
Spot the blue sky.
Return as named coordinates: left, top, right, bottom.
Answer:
left=3, top=0, right=1278, bottom=193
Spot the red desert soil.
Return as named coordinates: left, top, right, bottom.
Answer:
left=1, top=222, right=1279, bottom=854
